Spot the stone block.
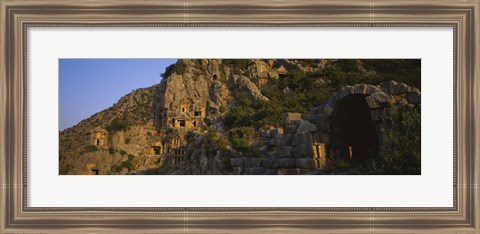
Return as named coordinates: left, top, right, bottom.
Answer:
left=316, top=103, right=326, bottom=114
left=273, top=158, right=295, bottom=169
left=353, top=84, right=368, bottom=94
left=311, top=114, right=326, bottom=128
left=292, top=133, right=312, bottom=146
left=297, top=168, right=312, bottom=174
left=379, top=80, right=398, bottom=94
left=283, top=134, right=293, bottom=145
left=233, top=167, right=244, bottom=174
left=295, top=158, right=315, bottom=169
left=379, top=80, right=413, bottom=95
left=301, top=113, right=316, bottom=122
left=281, top=112, right=302, bottom=126
left=284, top=124, right=298, bottom=134
left=410, top=87, right=420, bottom=94
left=260, top=130, right=271, bottom=138
left=309, top=169, right=324, bottom=175
left=249, top=167, right=266, bottom=175
left=261, top=158, right=274, bottom=168
left=269, top=136, right=285, bottom=146
left=291, top=119, right=303, bottom=127
left=259, top=145, right=269, bottom=153
left=270, top=128, right=284, bottom=137
left=365, top=92, right=392, bottom=109
left=292, top=144, right=314, bottom=158
left=244, top=158, right=254, bottom=167
left=264, top=170, right=278, bottom=175
left=251, top=158, right=262, bottom=167
left=327, top=96, right=337, bottom=107
left=406, top=92, right=421, bottom=105
left=366, top=85, right=381, bottom=94
left=275, top=146, right=292, bottom=158
left=334, top=86, right=353, bottom=101
left=296, top=120, right=318, bottom=133
left=323, top=104, right=334, bottom=116
left=392, top=83, right=410, bottom=95
left=277, top=168, right=300, bottom=175
left=230, top=158, right=244, bottom=167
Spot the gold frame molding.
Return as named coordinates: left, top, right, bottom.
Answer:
left=1, top=0, right=479, bottom=233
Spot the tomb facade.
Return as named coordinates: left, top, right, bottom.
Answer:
left=90, top=126, right=108, bottom=146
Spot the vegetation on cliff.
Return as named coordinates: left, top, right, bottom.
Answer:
left=60, top=59, right=422, bottom=175
left=223, top=59, right=420, bottom=129
left=356, top=108, right=421, bottom=175
left=59, top=84, right=159, bottom=175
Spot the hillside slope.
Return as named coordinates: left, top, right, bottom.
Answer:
left=60, top=59, right=421, bottom=175
left=59, top=85, right=159, bottom=174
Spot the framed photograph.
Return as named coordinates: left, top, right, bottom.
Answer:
left=1, top=0, right=479, bottom=233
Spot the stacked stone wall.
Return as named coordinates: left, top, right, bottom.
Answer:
left=229, top=80, right=421, bottom=175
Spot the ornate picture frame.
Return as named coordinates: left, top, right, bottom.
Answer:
left=1, top=0, right=478, bottom=233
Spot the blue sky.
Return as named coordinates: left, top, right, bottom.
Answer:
left=59, top=59, right=177, bottom=131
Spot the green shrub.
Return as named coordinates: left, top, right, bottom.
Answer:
left=219, top=105, right=226, bottom=113
left=223, top=60, right=420, bottom=130
left=227, top=127, right=256, bottom=153
left=173, top=60, right=187, bottom=75
left=361, top=59, right=421, bottom=88
left=124, top=137, right=131, bottom=144
left=224, top=105, right=255, bottom=128
left=202, top=127, right=229, bottom=156
left=108, top=147, right=115, bottom=154
left=105, top=118, right=128, bottom=132
left=356, top=108, right=421, bottom=175
left=161, top=60, right=187, bottom=78
left=251, top=76, right=259, bottom=87
left=224, top=73, right=332, bottom=129
left=113, top=154, right=135, bottom=173
left=323, top=59, right=421, bottom=89
left=223, top=59, right=249, bottom=69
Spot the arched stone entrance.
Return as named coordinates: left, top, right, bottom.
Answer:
left=324, top=84, right=392, bottom=162
left=330, top=94, right=379, bottom=161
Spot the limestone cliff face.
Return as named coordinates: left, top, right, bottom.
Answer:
left=146, top=59, right=337, bottom=175
left=154, top=59, right=270, bottom=131
left=60, top=59, right=421, bottom=175
left=60, top=59, right=285, bottom=175
left=59, top=85, right=161, bottom=175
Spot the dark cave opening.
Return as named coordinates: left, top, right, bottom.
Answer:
left=151, top=146, right=161, bottom=155
left=331, top=94, right=379, bottom=162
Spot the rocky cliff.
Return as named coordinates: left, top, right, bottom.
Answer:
left=59, top=85, right=160, bottom=175
left=153, top=59, right=270, bottom=131
left=60, top=59, right=421, bottom=175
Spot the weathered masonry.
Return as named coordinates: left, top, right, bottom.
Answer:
left=230, top=80, right=421, bottom=175
left=89, top=126, right=108, bottom=146
left=171, top=102, right=205, bottom=128
left=147, top=133, right=190, bottom=166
